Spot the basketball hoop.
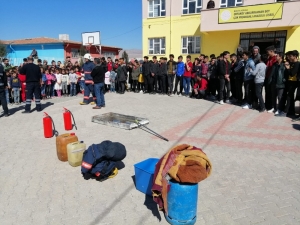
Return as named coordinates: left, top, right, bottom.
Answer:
left=82, top=31, right=100, bottom=54
left=85, top=43, right=93, bottom=53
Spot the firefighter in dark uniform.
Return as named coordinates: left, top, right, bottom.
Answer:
left=20, top=57, right=42, bottom=113
left=80, top=54, right=96, bottom=105
left=0, top=63, right=9, bottom=117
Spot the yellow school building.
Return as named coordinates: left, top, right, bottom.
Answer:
left=142, top=0, right=300, bottom=58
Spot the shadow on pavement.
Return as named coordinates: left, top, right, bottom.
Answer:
left=292, top=124, right=300, bottom=131
left=131, top=175, right=136, bottom=187
left=89, top=184, right=135, bottom=225
left=8, top=102, right=54, bottom=115
left=142, top=195, right=162, bottom=222
left=131, top=175, right=162, bottom=223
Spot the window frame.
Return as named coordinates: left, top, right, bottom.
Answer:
left=182, top=0, right=202, bottom=15
left=181, top=36, right=201, bottom=55
left=148, top=37, right=166, bottom=55
left=220, top=0, right=243, bottom=8
left=148, top=0, right=166, bottom=18
left=71, top=48, right=80, bottom=58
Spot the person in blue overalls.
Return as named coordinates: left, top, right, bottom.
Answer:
left=80, top=54, right=96, bottom=105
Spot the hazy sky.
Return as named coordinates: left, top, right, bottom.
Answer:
left=1, top=0, right=142, bottom=49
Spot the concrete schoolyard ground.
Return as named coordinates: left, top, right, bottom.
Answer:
left=0, top=93, right=300, bottom=225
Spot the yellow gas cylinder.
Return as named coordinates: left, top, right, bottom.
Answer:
left=67, top=141, right=86, bottom=167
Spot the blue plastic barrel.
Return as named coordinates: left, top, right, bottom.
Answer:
left=165, top=180, right=198, bottom=225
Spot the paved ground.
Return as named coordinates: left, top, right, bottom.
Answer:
left=0, top=92, right=300, bottom=225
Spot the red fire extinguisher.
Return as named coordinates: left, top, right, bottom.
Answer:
left=63, top=107, right=77, bottom=131
left=43, top=112, right=58, bottom=138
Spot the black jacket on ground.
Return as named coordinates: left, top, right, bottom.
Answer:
left=91, top=64, right=105, bottom=84
left=20, top=63, right=42, bottom=83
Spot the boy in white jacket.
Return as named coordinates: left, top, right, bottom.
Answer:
left=54, top=68, right=62, bottom=97
left=61, top=70, right=69, bottom=96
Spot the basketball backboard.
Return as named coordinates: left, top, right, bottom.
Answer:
left=82, top=31, right=100, bottom=46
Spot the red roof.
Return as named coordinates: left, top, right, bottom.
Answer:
left=2, top=37, right=122, bottom=50
left=2, top=37, right=81, bottom=45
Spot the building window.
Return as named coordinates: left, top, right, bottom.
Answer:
left=148, top=0, right=166, bottom=18
left=183, top=0, right=202, bottom=14
left=103, top=52, right=116, bottom=60
left=149, top=38, right=166, bottom=55
left=220, top=0, right=243, bottom=8
left=181, top=36, right=200, bottom=54
left=71, top=48, right=80, bottom=58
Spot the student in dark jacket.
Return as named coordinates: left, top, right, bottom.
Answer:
left=0, top=64, right=9, bottom=116
left=116, top=58, right=128, bottom=94
left=158, top=57, right=167, bottom=95
left=190, top=58, right=201, bottom=98
left=218, top=51, right=231, bottom=104
left=167, top=54, right=177, bottom=96
left=269, top=53, right=286, bottom=114
left=91, top=58, right=106, bottom=109
left=10, top=72, right=21, bottom=104
left=207, top=57, right=218, bottom=100
left=230, top=54, right=239, bottom=102
left=142, top=56, right=150, bottom=93
left=100, top=58, right=108, bottom=72
left=277, top=50, right=300, bottom=117
left=149, top=56, right=160, bottom=94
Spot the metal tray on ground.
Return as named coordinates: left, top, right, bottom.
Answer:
left=92, top=112, right=149, bottom=130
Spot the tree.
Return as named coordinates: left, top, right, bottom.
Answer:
left=79, top=57, right=84, bottom=67
left=122, top=51, right=129, bottom=64
left=80, top=45, right=87, bottom=56
left=0, top=41, right=7, bottom=58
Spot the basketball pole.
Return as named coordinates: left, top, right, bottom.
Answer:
left=94, top=44, right=101, bottom=57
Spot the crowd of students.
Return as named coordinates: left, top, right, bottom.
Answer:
left=1, top=57, right=85, bottom=104
left=2, top=46, right=300, bottom=119
left=137, top=46, right=300, bottom=118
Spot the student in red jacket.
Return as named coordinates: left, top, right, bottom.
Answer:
left=193, top=74, right=208, bottom=99
left=18, top=73, right=26, bottom=103
left=183, top=55, right=193, bottom=97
